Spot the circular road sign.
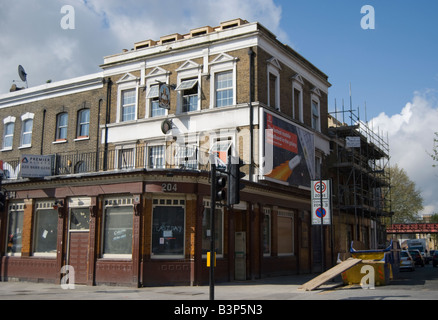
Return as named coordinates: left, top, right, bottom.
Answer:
left=314, top=181, right=327, bottom=194
left=316, top=207, right=326, bottom=218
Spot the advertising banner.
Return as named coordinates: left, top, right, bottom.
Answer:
left=261, top=109, right=315, bottom=188
left=20, top=155, right=52, bottom=178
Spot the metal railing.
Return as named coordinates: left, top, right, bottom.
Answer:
left=1, top=144, right=209, bottom=180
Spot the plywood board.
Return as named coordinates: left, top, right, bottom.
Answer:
left=299, top=258, right=362, bottom=291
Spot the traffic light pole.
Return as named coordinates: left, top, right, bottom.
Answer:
left=209, top=163, right=216, bottom=301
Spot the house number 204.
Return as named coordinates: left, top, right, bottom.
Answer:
left=162, top=183, right=177, bottom=192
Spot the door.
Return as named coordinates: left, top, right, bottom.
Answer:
left=235, top=231, right=246, bottom=280
left=68, top=207, right=90, bottom=284
left=68, top=232, right=89, bottom=284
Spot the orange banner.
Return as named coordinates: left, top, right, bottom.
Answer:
left=266, top=113, right=298, bottom=153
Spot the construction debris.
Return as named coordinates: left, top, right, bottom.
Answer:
left=299, top=258, right=362, bottom=291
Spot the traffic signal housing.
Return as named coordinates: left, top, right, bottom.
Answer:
left=215, top=174, right=227, bottom=201
left=0, top=191, right=5, bottom=212
left=227, top=157, right=246, bottom=206
left=0, top=175, right=4, bottom=212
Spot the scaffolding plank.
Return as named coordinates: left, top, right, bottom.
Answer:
left=298, top=258, right=362, bottom=291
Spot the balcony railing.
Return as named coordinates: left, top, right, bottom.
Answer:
left=1, top=144, right=209, bottom=180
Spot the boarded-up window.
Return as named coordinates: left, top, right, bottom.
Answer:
left=277, top=211, right=294, bottom=255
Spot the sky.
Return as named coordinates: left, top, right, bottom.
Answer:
left=1, top=0, right=438, bottom=216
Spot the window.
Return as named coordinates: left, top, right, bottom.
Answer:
left=277, top=211, right=294, bottom=256
left=118, top=147, right=135, bottom=169
left=152, top=198, right=185, bottom=258
left=69, top=208, right=90, bottom=231
left=292, top=74, right=304, bottom=122
left=176, top=79, right=198, bottom=112
left=215, top=71, right=233, bottom=107
left=293, top=88, right=302, bottom=121
left=3, top=122, right=14, bottom=150
left=6, top=203, right=24, bottom=256
left=102, top=198, right=133, bottom=258
left=56, top=113, right=68, bottom=140
left=202, top=203, right=223, bottom=256
left=210, top=139, right=232, bottom=167
left=121, top=89, right=136, bottom=121
left=33, top=205, right=58, bottom=256
left=77, top=109, right=90, bottom=138
left=269, top=73, right=278, bottom=109
left=147, top=85, right=166, bottom=117
left=20, top=119, right=33, bottom=147
left=175, top=144, right=198, bottom=170
left=311, top=99, right=320, bottom=131
left=267, top=58, right=281, bottom=111
left=209, top=53, right=237, bottom=108
left=148, top=145, right=165, bottom=169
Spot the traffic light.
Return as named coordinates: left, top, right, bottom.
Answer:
left=0, top=175, right=4, bottom=212
left=215, top=174, right=227, bottom=201
left=227, top=156, right=246, bottom=205
left=0, top=191, right=5, bottom=212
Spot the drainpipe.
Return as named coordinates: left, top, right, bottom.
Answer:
left=103, top=77, right=112, bottom=171
left=95, top=98, right=103, bottom=171
left=40, top=109, right=46, bottom=155
left=248, top=47, right=255, bottom=182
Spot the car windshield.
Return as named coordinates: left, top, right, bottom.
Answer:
left=401, top=252, right=409, bottom=257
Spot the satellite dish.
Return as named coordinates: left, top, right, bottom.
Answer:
left=18, top=65, right=27, bottom=82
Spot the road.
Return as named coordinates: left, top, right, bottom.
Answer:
left=308, top=263, right=438, bottom=300
left=0, top=264, right=437, bottom=301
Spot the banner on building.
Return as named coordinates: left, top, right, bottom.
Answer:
left=261, top=109, right=315, bottom=188
left=20, top=155, right=52, bottom=178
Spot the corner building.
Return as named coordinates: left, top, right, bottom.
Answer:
left=0, top=19, right=333, bottom=287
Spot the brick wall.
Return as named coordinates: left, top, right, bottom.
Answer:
left=0, top=87, right=105, bottom=164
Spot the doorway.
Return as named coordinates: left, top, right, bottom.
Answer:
left=67, top=206, right=90, bottom=284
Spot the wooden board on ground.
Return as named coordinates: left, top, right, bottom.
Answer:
left=298, top=258, right=362, bottom=291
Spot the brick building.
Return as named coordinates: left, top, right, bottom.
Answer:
left=0, top=19, right=335, bottom=287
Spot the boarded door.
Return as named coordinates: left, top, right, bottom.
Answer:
left=235, top=232, right=246, bottom=280
left=68, top=232, right=89, bottom=284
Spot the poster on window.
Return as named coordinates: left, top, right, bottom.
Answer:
left=261, top=109, right=315, bottom=188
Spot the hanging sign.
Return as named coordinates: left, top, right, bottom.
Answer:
left=159, top=83, right=170, bottom=110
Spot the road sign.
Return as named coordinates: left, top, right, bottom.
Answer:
left=312, top=180, right=329, bottom=199
left=311, top=180, right=331, bottom=225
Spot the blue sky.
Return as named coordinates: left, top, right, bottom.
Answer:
left=1, top=0, right=437, bottom=216
left=276, top=0, right=438, bottom=120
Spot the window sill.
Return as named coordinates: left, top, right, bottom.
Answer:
left=0, top=147, right=13, bottom=152
left=18, top=145, right=32, bottom=150
left=53, top=139, right=67, bottom=144
left=74, top=136, right=89, bottom=142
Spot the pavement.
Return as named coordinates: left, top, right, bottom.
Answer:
left=0, top=273, right=342, bottom=300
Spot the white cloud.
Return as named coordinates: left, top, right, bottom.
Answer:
left=369, top=90, right=438, bottom=216
left=0, top=0, right=285, bottom=93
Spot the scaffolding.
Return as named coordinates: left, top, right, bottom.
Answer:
left=328, top=106, right=392, bottom=249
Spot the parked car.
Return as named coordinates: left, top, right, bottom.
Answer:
left=409, top=249, right=425, bottom=267
left=433, top=250, right=438, bottom=268
left=400, top=250, right=415, bottom=271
